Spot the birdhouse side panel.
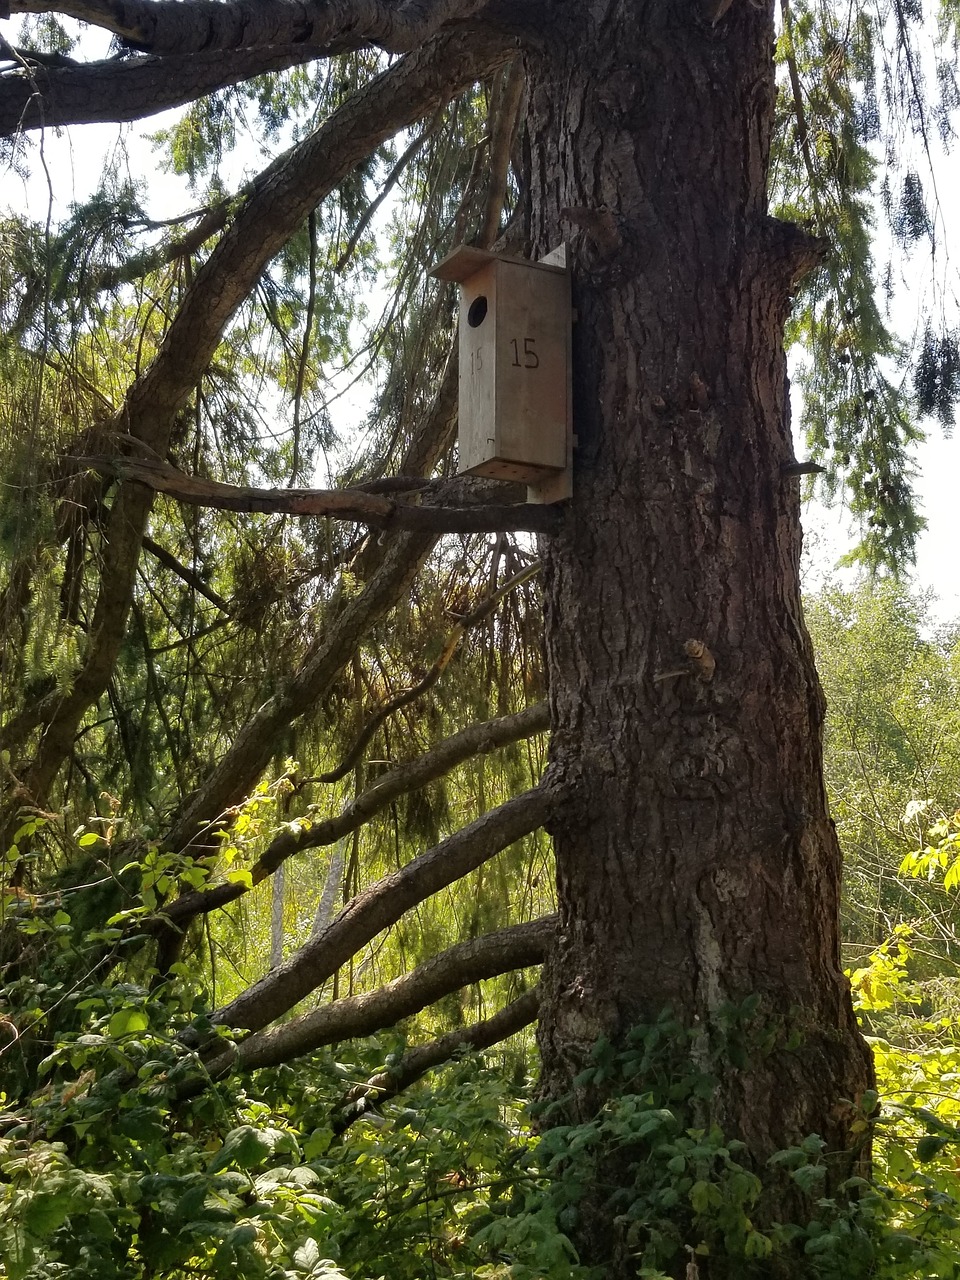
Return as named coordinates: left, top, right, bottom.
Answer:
left=494, top=262, right=568, bottom=474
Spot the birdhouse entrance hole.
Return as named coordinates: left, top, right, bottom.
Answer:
left=467, top=296, right=488, bottom=327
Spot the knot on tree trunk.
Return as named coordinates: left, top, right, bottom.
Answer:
left=760, top=215, right=829, bottom=288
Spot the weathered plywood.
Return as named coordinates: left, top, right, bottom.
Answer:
left=431, top=244, right=574, bottom=493
left=493, top=260, right=567, bottom=474
left=458, top=260, right=499, bottom=474
left=528, top=243, right=574, bottom=502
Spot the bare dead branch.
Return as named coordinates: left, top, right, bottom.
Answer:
left=74, top=455, right=560, bottom=533
left=208, top=782, right=558, bottom=1034
left=163, top=702, right=549, bottom=925
left=335, top=987, right=538, bottom=1128
left=204, top=916, right=554, bottom=1076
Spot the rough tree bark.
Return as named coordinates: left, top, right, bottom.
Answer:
left=519, top=0, right=874, bottom=1269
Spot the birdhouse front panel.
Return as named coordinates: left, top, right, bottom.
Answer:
left=457, top=259, right=501, bottom=476
left=431, top=246, right=571, bottom=488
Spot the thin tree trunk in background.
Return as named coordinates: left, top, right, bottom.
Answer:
left=524, top=0, right=873, bottom=1265
left=270, top=861, right=285, bottom=970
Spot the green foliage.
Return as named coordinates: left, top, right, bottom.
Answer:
left=475, top=1011, right=867, bottom=1280
left=847, top=823, right=960, bottom=1279
left=3, top=3, right=960, bottom=1274
left=773, top=1, right=959, bottom=569
left=808, top=581, right=960, bottom=962
left=7, top=824, right=960, bottom=1280
left=0, top=917, right=535, bottom=1280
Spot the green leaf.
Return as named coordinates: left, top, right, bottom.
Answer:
left=294, top=1238, right=321, bottom=1270
left=222, top=1222, right=258, bottom=1248
left=23, top=1191, right=75, bottom=1238
left=744, top=1230, right=773, bottom=1259
left=859, top=1088, right=879, bottom=1116
left=791, top=1162, right=827, bottom=1193
left=804, top=1232, right=841, bottom=1256
left=917, top=1134, right=951, bottom=1163
left=689, top=1179, right=722, bottom=1214
left=208, top=1125, right=279, bottom=1172
left=109, top=1008, right=149, bottom=1038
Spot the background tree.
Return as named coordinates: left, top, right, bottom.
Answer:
left=808, top=582, right=960, bottom=979
left=2, top=2, right=959, bottom=1276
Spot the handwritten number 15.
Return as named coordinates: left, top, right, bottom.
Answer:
left=510, top=338, right=539, bottom=369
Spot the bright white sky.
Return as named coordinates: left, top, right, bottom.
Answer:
left=5, top=59, right=960, bottom=628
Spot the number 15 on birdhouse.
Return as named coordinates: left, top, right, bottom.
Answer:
left=429, top=245, right=574, bottom=502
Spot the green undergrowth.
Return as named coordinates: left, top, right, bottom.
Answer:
left=3, top=818, right=960, bottom=1278
left=2, top=993, right=960, bottom=1280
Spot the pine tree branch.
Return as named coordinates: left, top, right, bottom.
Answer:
left=202, top=917, right=554, bottom=1077
left=9, top=0, right=490, bottom=58
left=206, top=781, right=558, bottom=1034
left=153, top=352, right=504, bottom=877
left=316, top=561, right=541, bottom=786
left=4, top=27, right=512, bottom=811
left=162, top=702, right=549, bottom=925
left=0, top=45, right=323, bottom=135
left=1, top=4, right=498, bottom=135
left=397, top=338, right=460, bottom=478
left=75, top=28, right=513, bottom=454
left=333, top=987, right=539, bottom=1130
left=158, top=527, right=439, bottom=863
left=141, top=535, right=231, bottom=614
left=778, top=0, right=815, bottom=192
left=78, top=200, right=237, bottom=294
left=74, top=455, right=560, bottom=533
left=478, top=58, right=524, bottom=248
left=335, top=111, right=442, bottom=274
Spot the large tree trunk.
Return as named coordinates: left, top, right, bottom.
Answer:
left=525, top=0, right=874, bottom=1269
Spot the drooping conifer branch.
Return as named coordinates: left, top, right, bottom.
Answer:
left=141, top=535, right=231, bottom=614
left=162, top=702, right=549, bottom=924
left=208, top=782, right=559, bottom=1034
left=203, top=917, right=554, bottom=1077
left=4, top=26, right=512, bottom=821
left=158, top=528, right=439, bottom=864
left=334, top=987, right=540, bottom=1129
left=8, top=0, right=489, bottom=58
left=316, top=560, right=541, bottom=785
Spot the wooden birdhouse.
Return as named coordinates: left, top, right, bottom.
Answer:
left=429, top=244, right=573, bottom=502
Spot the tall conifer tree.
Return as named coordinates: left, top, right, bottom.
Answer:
left=1, top=2, right=957, bottom=1271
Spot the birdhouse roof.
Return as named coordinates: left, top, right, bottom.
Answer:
left=429, top=245, right=567, bottom=282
